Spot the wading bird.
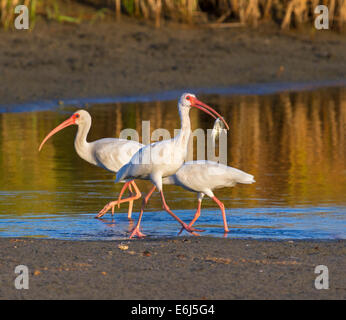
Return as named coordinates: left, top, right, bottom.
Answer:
left=120, top=161, right=255, bottom=238
left=115, top=93, right=229, bottom=238
left=38, top=109, right=143, bottom=219
left=165, top=161, right=255, bottom=234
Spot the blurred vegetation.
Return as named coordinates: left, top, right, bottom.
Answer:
left=0, top=0, right=78, bottom=29
left=1, top=0, right=346, bottom=30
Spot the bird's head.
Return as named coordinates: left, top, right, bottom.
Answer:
left=72, top=109, right=91, bottom=125
left=179, top=93, right=197, bottom=108
left=38, top=109, right=91, bottom=151
left=179, top=93, right=229, bottom=130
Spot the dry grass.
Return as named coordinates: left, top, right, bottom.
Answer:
left=0, top=0, right=82, bottom=29
left=1, top=0, right=23, bottom=29
left=1, top=0, right=346, bottom=30
left=117, top=0, right=346, bottom=29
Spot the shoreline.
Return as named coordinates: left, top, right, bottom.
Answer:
left=1, top=78, right=346, bottom=113
left=1, top=237, right=345, bottom=299
left=1, top=19, right=346, bottom=109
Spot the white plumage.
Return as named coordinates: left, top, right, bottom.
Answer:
left=39, top=109, right=143, bottom=218
left=163, top=160, right=255, bottom=197
left=162, top=160, right=255, bottom=232
left=116, top=93, right=229, bottom=238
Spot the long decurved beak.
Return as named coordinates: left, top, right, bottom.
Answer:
left=192, top=98, right=230, bottom=130
left=38, top=116, right=75, bottom=151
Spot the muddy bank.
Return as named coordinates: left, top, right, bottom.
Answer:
left=0, top=237, right=345, bottom=299
left=1, top=18, right=346, bottom=108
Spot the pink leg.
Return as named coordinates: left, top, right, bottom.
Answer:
left=212, top=196, right=229, bottom=232
left=188, top=200, right=202, bottom=227
left=178, top=200, right=202, bottom=235
left=96, top=181, right=141, bottom=218
left=160, top=191, right=203, bottom=236
left=127, top=184, right=134, bottom=219
left=144, top=185, right=157, bottom=204
left=117, top=181, right=132, bottom=207
left=129, top=185, right=156, bottom=239
left=127, top=199, right=134, bottom=219
left=129, top=205, right=146, bottom=239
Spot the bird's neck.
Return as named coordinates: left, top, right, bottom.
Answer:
left=175, top=105, right=191, bottom=149
left=74, top=121, right=94, bottom=164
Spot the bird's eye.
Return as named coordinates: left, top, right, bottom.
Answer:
left=186, top=96, right=190, bottom=100
left=75, top=114, right=80, bottom=118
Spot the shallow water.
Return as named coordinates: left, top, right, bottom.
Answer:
left=0, top=87, right=345, bottom=240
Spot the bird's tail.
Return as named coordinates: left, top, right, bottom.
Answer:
left=115, top=163, right=131, bottom=183
left=228, top=167, right=256, bottom=185
left=238, top=173, right=255, bottom=184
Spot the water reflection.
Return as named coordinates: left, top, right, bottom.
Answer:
left=0, top=87, right=345, bottom=239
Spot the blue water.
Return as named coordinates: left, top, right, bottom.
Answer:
left=1, top=79, right=346, bottom=113
left=0, top=206, right=345, bottom=240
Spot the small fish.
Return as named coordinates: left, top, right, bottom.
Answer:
left=211, top=117, right=228, bottom=142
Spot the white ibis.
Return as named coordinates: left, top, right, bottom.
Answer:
left=120, top=160, right=255, bottom=237
left=115, top=93, right=229, bottom=238
left=163, top=160, right=255, bottom=234
left=38, top=109, right=144, bottom=218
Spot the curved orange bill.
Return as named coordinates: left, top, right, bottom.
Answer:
left=192, top=98, right=230, bottom=130
left=38, top=116, right=75, bottom=151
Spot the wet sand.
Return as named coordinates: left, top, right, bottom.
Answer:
left=1, top=18, right=346, bottom=107
left=0, top=237, right=345, bottom=299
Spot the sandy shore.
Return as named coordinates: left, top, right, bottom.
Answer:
left=0, top=237, right=345, bottom=299
left=1, top=18, right=346, bottom=107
